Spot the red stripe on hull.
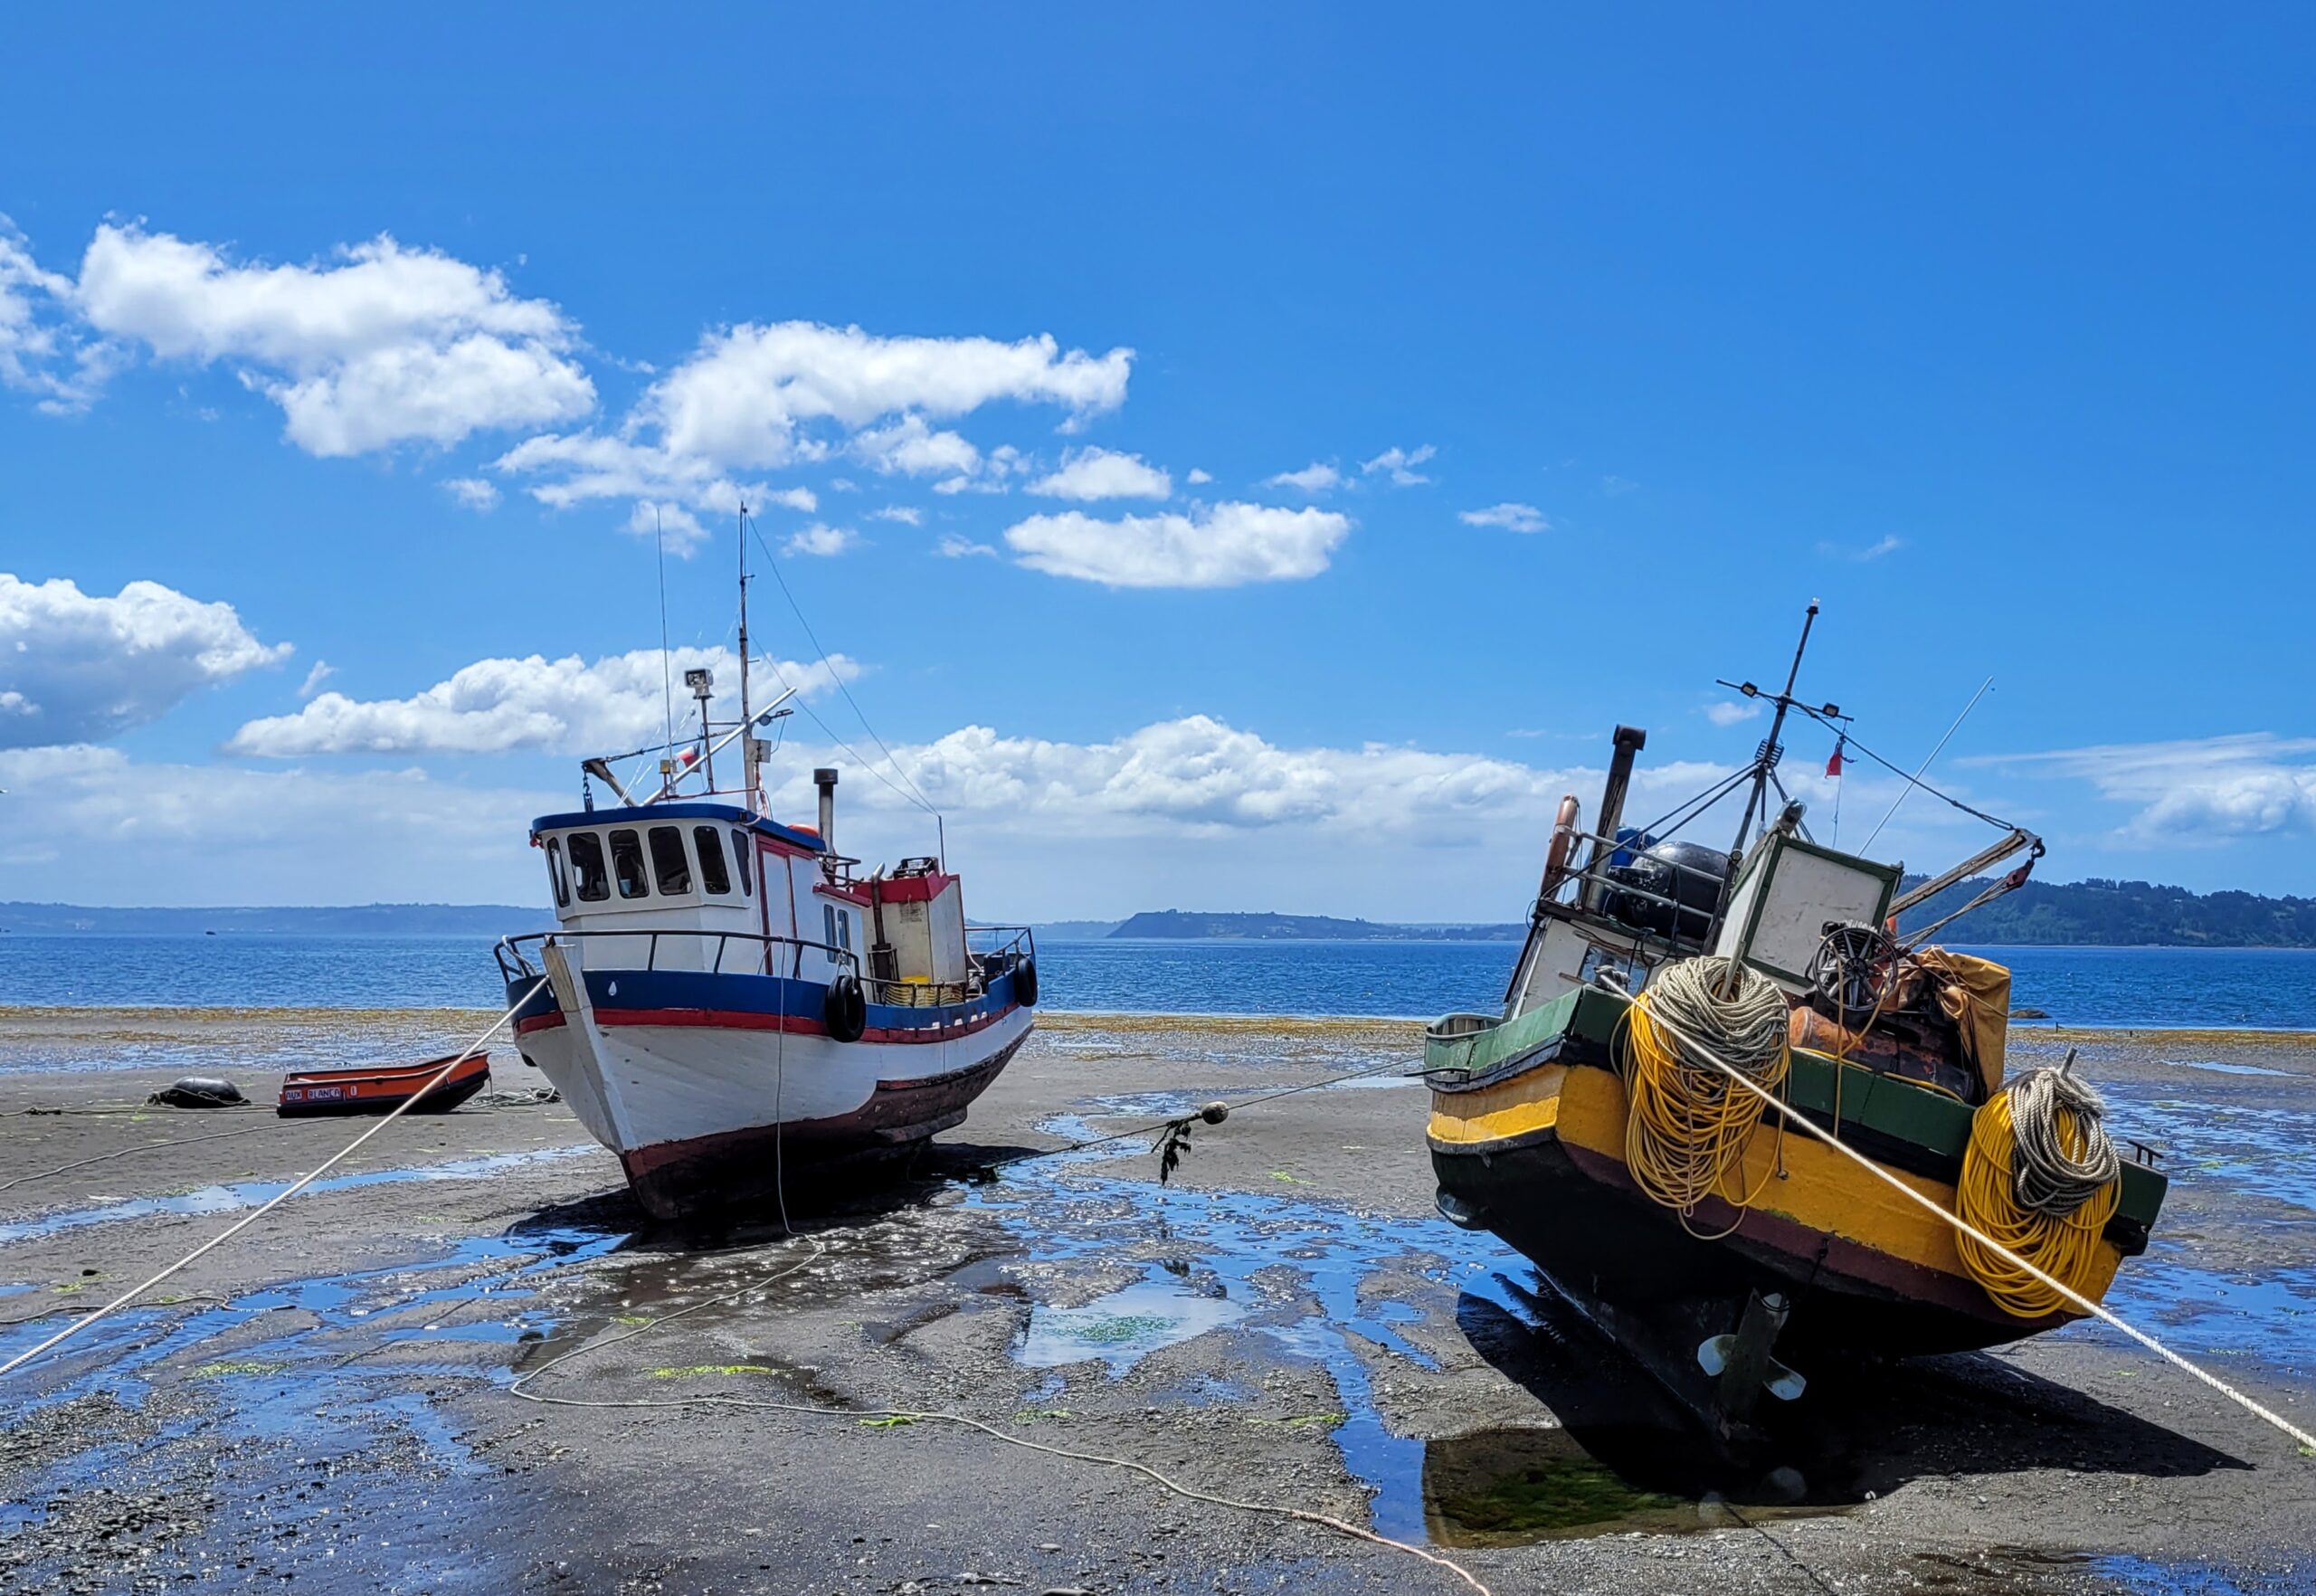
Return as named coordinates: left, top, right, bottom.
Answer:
left=588, top=1003, right=1018, bottom=1046
left=616, top=1033, right=1027, bottom=1220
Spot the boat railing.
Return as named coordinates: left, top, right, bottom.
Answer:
left=493, top=928, right=861, bottom=985
left=1529, top=825, right=1734, bottom=950
left=849, top=925, right=1037, bottom=1007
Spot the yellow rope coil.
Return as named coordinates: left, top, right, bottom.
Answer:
left=1955, top=1087, right=2121, bottom=1318
left=1620, top=962, right=1791, bottom=1233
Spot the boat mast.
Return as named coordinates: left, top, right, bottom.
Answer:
left=1704, top=600, right=1822, bottom=987
left=1728, top=598, right=1818, bottom=858
left=737, top=502, right=756, bottom=812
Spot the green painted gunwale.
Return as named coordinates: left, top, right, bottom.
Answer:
left=1425, top=984, right=2167, bottom=1228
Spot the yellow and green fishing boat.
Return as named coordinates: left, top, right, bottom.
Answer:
left=1425, top=607, right=2169, bottom=1439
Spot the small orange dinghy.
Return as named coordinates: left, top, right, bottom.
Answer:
left=277, top=1052, right=491, bottom=1117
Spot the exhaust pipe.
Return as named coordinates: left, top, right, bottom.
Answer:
left=1582, top=726, right=1647, bottom=913
left=814, top=767, right=838, bottom=854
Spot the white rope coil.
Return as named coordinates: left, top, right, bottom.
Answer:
left=2004, top=1066, right=2120, bottom=1218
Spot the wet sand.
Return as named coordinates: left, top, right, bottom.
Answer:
left=1, top=1011, right=2311, bottom=1594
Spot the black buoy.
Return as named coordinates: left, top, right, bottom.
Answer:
left=149, top=1076, right=245, bottom=1108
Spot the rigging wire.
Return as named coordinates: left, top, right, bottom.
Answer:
left=1790, top=702, right=2017, bottom=832
left=0, top=984, right=544, bottom=1380
left=744, top=515, right=944, bottom=823
left=1861, top=676, right=1994, bottom=852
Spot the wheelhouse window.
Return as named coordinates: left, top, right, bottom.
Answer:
left=823, top=903, right=854, bottom=955
left=731, top=829, right=754, bottom=896
left=608, top=829, right=650, bottom=899
left=545, top=836, right=570, bottom=908
left=647, top=825, right=693, bottom=895
left=694, top=827, right=731, bottom=895
left=568, top=832, right=610, bottom=902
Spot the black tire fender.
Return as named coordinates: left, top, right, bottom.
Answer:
left=1013, top=957, right=1039, bottom=1008
left=824, top=974, right=868, bottom=1042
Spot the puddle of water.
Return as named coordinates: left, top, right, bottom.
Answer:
left=969, top=1110, right=1530, bottom=1542
left=0, top=1145, right=599, bottom=1247
left=2103, top=1086, right=2316, bottom=1214
left=2104, top=1263, right=2316, bottom=1369
left=2092, top=1553, right=2316, bottom=1595
left=2162, top=1059, right=2293, bottom=1078
left=0, top=1218, right=630, bottom=1586
left=1019, top=1276, right=1246, bottom=1373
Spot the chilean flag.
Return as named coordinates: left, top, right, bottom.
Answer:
left=1826, top=736, right=1848, bottom=778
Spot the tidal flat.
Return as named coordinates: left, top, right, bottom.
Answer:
left=0, top=1010, right=2311, bottom=1594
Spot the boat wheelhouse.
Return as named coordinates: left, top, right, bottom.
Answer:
left=495, top=528, right=1037, bottom=1221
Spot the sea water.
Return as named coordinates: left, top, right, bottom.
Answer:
left=2, top=933, right=2315, bottom=1029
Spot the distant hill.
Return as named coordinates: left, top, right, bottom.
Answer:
left=1029, top=919, right=1125, bottom=941
left=1109, top=911, right=1521, bottom=942
left=1898, top=877, right=2316, bottom=948
left=1106, top=875, right=2316, bottom=948
left=0, top=903, right=537, bottom=936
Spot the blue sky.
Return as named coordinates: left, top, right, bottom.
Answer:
left=3, top=6, right=2312, bottom=918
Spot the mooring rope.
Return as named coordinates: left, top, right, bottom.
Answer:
left=1956, top=1067, right=2123, bottom=1318
left=1623, top=983, right=2316, bottom=1454
left=0, top=981, right=545, bottom=1380
left=1619, top=956, right=1791, bottom=1230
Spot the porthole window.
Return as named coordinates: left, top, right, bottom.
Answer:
left=569, top=832, right=610, bottom=902
left=608, top=829, right=650, bottom=899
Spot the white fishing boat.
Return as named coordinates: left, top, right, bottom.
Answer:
left=495, top=531, right=1037, bottom=1221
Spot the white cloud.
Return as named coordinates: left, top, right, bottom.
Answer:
left=768, top=712, right=1733, bottom=843
left=1185, top=468, right=1213, bottom=485
left=1029, top=446, right=1171, bottom=502
left=0, top=219, right=113, bottom=413
left=637, top=321, right=1131, bottom=472
left=0, top=573, right=292, bottom=748
left=764, top=486, right=818, bottom=513
left=226, top=645, right=859, bottom=758
left=1705, top=699, right=1764, bottom=727
left=1601, top=475, right=1637, bottom=497
left=1263, top=461, right=1342, bottom=495
left=443, top=476, right=500, bottom=511
left=852, top=413, right=981, bottom=477
left=298, top=660, right=337, bottom=698
left=1459, top=502, right=1548, bottom=534
left=1818, top=534, right=1906, bottom=562
left=624, top=499, right=710, bottom=556
left=71, top=223, right=595, bottom=455
left=0, top=743, right=560, bottom=905
left=783, top=523, right=859, bottom=557
left=936, top=535, right=999, bottom=559
left=1361, top=444, right=1436, bottom=487
left=1968, top=734, right=2316, bottom=842
left=1003, top=502, right=1353, bottom=589
left=498, top=318, right=1111, bottom=528
left=870, top=506, right=923, bottom=526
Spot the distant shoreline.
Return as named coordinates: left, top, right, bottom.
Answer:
left=3, top=1002, right=2313, bottom=1046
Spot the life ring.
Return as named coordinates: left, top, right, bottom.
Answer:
left=823, top=974, right=868, bottom=1042
left=1540, top=794, right=1582, bottom=897
left=1013, top=957, right=1040, bottom=1008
